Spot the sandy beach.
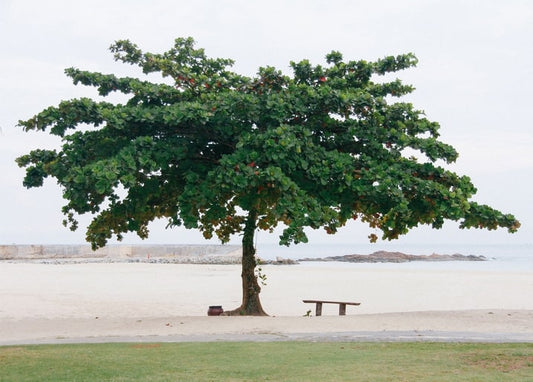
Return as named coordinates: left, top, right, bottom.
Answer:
left=1, top=262, right=532, bottom=344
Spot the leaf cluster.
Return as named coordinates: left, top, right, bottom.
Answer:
left=17, top=38, right=519, bottom=248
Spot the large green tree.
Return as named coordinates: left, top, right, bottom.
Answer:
left=17, top=38, right=519, bottom=315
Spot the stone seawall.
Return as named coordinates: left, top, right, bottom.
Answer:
left=0, top=244, right=243, bottom=264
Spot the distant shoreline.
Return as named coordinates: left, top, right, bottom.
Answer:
left=2, top=245, right=487, bottom=265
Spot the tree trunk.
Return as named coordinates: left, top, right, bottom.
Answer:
left=224, top=210, right=268, bottom=316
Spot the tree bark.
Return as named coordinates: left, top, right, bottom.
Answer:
left=223, top=209, right=268, bottom=316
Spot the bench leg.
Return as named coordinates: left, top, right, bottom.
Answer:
left=339, top=303, right=346, bottom=315
left=315, top=302, right=323, bottom=316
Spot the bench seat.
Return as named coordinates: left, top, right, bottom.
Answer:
left=303, top=299, right=361, bottom=316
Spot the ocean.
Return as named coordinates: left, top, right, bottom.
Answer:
left=254, top=242, right=533, bottom=272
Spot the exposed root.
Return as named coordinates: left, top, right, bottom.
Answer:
left=221, top=306, right=269, bottom=316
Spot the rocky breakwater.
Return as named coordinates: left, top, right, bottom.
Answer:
left=299, top=250, right=487, bottom=263
left=0, top=244, right=243, bottom=264
left=259, top=257, right=300, bottom=265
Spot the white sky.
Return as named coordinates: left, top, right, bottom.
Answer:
left=1, top=0, right=531, bottom=248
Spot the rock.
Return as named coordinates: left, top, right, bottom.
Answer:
left=299, top=250, right=486, bottom=263
left=257, top=257, right=299, bottom=265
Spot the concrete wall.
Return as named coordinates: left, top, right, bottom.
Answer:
left=0, top=244, right=243, bottom=264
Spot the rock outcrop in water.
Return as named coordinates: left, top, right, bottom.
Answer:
left=298, top=250, right=486, bottom=263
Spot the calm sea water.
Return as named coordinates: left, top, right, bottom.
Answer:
left=254, top=242, right=533, bottom=272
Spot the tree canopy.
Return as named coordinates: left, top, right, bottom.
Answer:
left=17, top=38, right=520, bottom=315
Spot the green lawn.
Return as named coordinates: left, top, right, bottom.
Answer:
left=1, top=342, right=532, bottom=381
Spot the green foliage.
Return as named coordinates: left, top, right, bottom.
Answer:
left=17, top=37, right=519, bottom=249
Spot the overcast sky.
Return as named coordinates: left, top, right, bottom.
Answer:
left=1, top=0, right=531, bottom=249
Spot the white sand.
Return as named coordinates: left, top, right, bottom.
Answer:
left=1, top=262, right=532, bottom=344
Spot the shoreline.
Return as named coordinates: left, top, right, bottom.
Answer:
left=2, top=244, right=518, bottom=264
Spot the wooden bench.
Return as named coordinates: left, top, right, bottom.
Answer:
left=303, top=300, right=361, bottom=316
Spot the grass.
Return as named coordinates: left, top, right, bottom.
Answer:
left=0, top=342, right=532, bottom=381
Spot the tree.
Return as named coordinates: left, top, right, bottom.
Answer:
left=17, top=38, right=520, bottom=315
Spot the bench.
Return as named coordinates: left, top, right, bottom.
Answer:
left=303, top=300, right=361, bottom=316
